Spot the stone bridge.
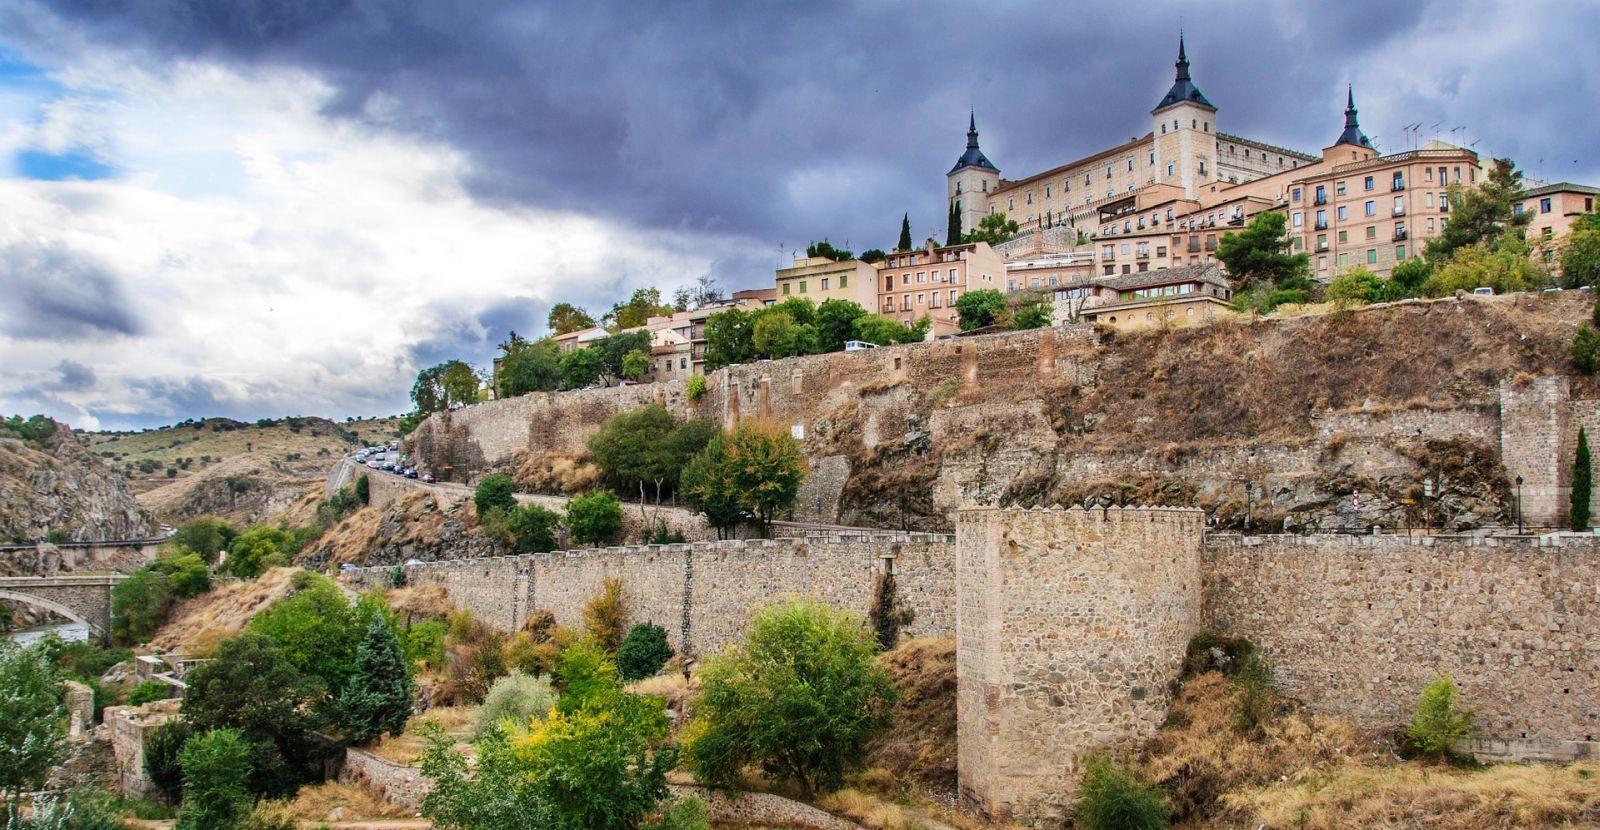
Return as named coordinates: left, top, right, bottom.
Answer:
left=0, top=575, right=126, bottom=640
left=0, top=538, right=163, bottom=577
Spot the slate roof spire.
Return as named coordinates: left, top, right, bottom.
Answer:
left=1334, top=85, right=1373, bottom=149
left=1153, top=32, right=1215, bottom=113
left=949, top=110, right=998, bottom=175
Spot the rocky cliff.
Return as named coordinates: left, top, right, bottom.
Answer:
left=403, top=292, right=1596, bottom=533
left=0, top=419, right=150, bottom=543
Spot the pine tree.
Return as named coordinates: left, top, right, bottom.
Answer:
left=338, top=616, right=416, bottom=745
left=897, top=213, right=913, bottom=252
left=1572, top=427, right=1592, bottom=532
left=946, top=203, right=961, bottom=247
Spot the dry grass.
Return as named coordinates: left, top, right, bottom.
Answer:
left=284, top=781, right=416, bottom=822
left=817, top=788, right=924, bottom=830
left=864, top=637, right=958, bottom=793
left=1231, top=762, right=1600, bottom=829
left=366, top=706, right=475, bottom=765
left=148, top=566, right=302, bottom=654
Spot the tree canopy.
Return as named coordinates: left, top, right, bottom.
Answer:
left=806, top=241, right=852, bottom=262
left=0, top=640, right=66, bottom=799
left=1213, top=211, right=1310, bottom=291
left=498, top=337, right=563, bottom=397
left=680, top=421, right=806, bottom=536
left=896, top=214, right=913, bottom=252
left=547, top=303, right=596, bottom=335
left=412, top=360, right=480, bottom=414
left=1424, top=158, right=1529, bottom=262
left=954, top=288, right=1007, bottom=331
left=962, top=212, right=1019, bottom=246
left=603, top=288, right=673, bottom=331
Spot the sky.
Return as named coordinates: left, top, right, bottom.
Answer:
left=0, top=1, right=1596, bottom=430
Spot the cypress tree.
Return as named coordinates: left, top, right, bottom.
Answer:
left=946, top=203, right=962, bottom=246
left=338, top=616, right=415, bottom=745
left=897, top=213, right=913, bottom=252
left=1572, top=427, right=1592, bottom=531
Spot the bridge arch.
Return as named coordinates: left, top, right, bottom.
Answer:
left=0, top=589, right=100, bottom=637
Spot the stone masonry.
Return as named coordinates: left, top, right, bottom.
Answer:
left=955, top=506, right=1205, bottom=825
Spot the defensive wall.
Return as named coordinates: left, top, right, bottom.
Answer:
left=344, top=507, right=1600, bottom=826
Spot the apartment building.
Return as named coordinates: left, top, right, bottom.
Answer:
left=775, top=256, right=878, bottom=308
left=875, top=239, right=1004, bottom=336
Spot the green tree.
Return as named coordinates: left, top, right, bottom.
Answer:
left=685, top=373, right=707, bottom=402
left=1573, top=326, right=1600, bottom=374
left=354, top=473, right=370, bottom=505
left=547, top=303, right=596, bottom=335
left=858, top=248, right=886, bottom=264
left=248, top=577, right=390, bottom=698
left=0, top=640, right=66, bottom=801
left=616, top=623, right=673, bottom=682
left=1573, top=427, right=1592, bottom=532
left=1421, top=238, right=1546, bottom=296
left=1324, top=267, right=1385, bottom=307
left=1560, top=228, right=1600, bottom=288
left=621, top=349, right=651, bottom=382
left=499, top=338, right=563, bottom=397
left=475, top=474, right=517, bottom=516
left=1010, top=299, right=1052, bottom=330
left=954, top=288, right=1007, bottom=331
left=421, top=684, right=677, bottom=830
left=1074, top=755, right=1169, bottom=830
left=506, top=503, right=561, bottom=553
left=582, top=576, right=627, bottom=653
left=171, top=518, right=236, bottom=560
left=473, top=671, right=557, bottom=738
left=144, top=720, right=192, bottom=804
left=153, top=551, right=210, bottom=598
left=181, top=634, right=325, bottom=797
left=598, top=331, right=653, bottom=378
left=111, top=567, right=173, bottom=645
left=814, top=299, right=869, bottom=352
left=805, top=241, right=852, bottom=262
left=962, top=212, right=1019, bottom=246
left=558, top=347, right=606, bottom=390
left=752, top=311, right=799, bottom=358
left=769, top=296, right=818, bottom=326
left=338, top=616, right=416, bottom=745
left=701, top=308, right=756, bottom=370
left=604, top=288, right=674, bottom=331
left=680, top=422, right=806, bottom=536
left=127, top=680, right=172, bottom=707
left=566, top=490, right=623, bottom=547
left=1389, top=257, right=1433, bottom=298
left=946, top=202, right=961, bottom=246
left=685, top=600, right=895, bottom=796
left=411, top=360, right=479, bottom=415
left=896, top=214, right=913, bottom=252
left=177, top=728, right=253, bottom=830
left=1214, top=210, right=1311, bottom=291
left=680, top=433, right=744, bottom=539
left=589, top=406, right=676, bottom=501
left=851, top=314, right=928, bottom=346
left=1407, top=673, right=1474, bottom=758
left=554, top=637, right=621, bottom=710
left=1425, top=158, right=1529, bottom=262
left=225, top=526, right=290, bottom=580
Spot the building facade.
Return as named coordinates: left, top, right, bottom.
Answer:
left=775, top=255, right=879, bottom=309
left=875, top=240, right=1004, bottom=336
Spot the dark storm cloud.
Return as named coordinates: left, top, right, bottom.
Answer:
left=0, top=239, right=145, bottom=340
left=12, top=1, right=1600, bottom=253
left=475, top=296, right=549, bottom=346
left=53, top=359, right=95, bottom=390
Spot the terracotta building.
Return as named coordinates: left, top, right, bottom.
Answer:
left=875, top=239, right=1004, bottom=336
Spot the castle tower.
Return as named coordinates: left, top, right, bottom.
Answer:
left=1321, top=85, right=1379, bottom=165
left=948, top=112, right=1000, bottom=241
left=1151, top=34, right=1218, bottom=199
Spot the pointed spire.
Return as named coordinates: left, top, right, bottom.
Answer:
left=967, top=110, right=979, bottom=149
left=1153, top=31, right=1213, bottom=113
left=949, top=110, right=998, bottom=175
left=1334, top=85, right=1372, bottom=149
left=1175, top=32, right=1190, bottom=81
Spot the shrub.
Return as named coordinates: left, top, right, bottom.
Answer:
left=178, top=728, right=254, bottom=830
left=388, top=564, right=406, bottom=589
left=474, top=474, right=517, bottom=516
left=151, top=551, right=210, bottom=598
left=0, top=639, right=67, bottom=797
left=685, top=599, right=896, bottom=796
left=645, top=797, right=710, bottom=830
left=1074, top=755, right=1168, bottom=830
left=1572, top=325, right=1600, bottom=374
left=583, top=576, right=627, bottom=652
left=685, top=373, right=707, bottom=402
left=616, top=623, right=673, bottom=682
left=506, top=503, right=560, bottom=553
left=171, top=519, right=236, bottom=560
left=474, top=670, right=558, bottom=737
left=111, top=568, right=172, bottom=645
left=143, top=720, right=192, bottom=804
left=1232, top=654, right=1275, bottom=733
left=866, top=570, right=912, bottom=651
left=1573, top=427, right=1592, bottom=532
left=354, top=473, right=370, bottom=505
left=126, top=680, right=172, bottom=707
left=646, top=521, right=685, bottom=545
left=240, top=801, right=299, bottom=830
left=9, top=789, right=125, bottom=830
left=567, top=489, right=623, bottom=547
left=181, top=634, right=325, bottom=797
left=1407, top=673, right=1474, bottom=758
left=554, top=637, right=619, bottom=712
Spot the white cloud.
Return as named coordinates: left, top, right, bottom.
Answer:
left=0, top=57, right=764, bottom=429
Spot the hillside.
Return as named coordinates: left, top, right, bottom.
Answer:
left=87, top=415, right=402, bottom=525
left=0, top=417, right=149, bottom=543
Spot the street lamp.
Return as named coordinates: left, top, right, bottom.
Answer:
left=1515, top=475, right=1524, bottom=535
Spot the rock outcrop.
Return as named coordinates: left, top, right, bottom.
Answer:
left=0, top=419, right=149, bottom=543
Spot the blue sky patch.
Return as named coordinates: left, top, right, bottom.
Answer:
left=14, top=148, right=115, bottom=181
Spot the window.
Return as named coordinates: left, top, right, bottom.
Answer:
left=901, top=297, right=910, bottom=311
left=1427, top=192, right=1435, bottom=208
left=1364, top=175, right=1374, bottom=191
left=681, top=358, right=687, bottom=369
left=1106, top=165, right=1112, bottom=179
left=917, top=293, right=925, bottom=306
left=1364, top=200, right=1376, bottom=216
left=1292, top=187, right=1302, bottom=202
left=1316, top=209, right=1327, bottom=228
left=1425, top=167, right=1434, bottom=181
left=1339, top=252, right=1349, bottom=267
left=1026, top=192, right=1033, bottom=204
left=885, top=275, right=894, bottom=290
left=1394, top=196, right=1404, bottom=214
left=799, top=281, right=807, bottom=293
left=839, top=274, right=848, bottom=288
left=950, top=268, right=959, bottom=282
left=1338, top=206, right=1348, bottom=220
left=931, top=293, right=941, bottom=308
left=1365, top=249, right=1376, bottom=265
left=1198, top=160, right=1207, bottom=175
left=782, top=283, right=791, bottom=295
left=1366, top=226, right=1376, bottom=240
left=1396, top=245, right=1406, bottom=260
left=1045, top=185, right=1051, bottom=198
left=1293, top=212, right=1303, bottom=228
left=1316, top=233, right=1328, bottom=250
left=917, top=271, right=926, bottom=283
left=1315, top=185, right=1326, bottom=204
left=820, top=278, right=829, bottom=290
left=1166, top=163, right=1175, bottom=177
left=1336, top=181, right=1347, bottom=196
left=1122, top=264, right=1132, bottom=274
left=1427, top=218, right=1435, bottom=232
left=949, top=290, right=958, bottom=304
left=1393, top=173, right=1404, bottom=189
left=1513, top=202, right=1524, bottom=217
left=1085, top=173, right=1091, bottom=185
left=1338, top=229, right=1348, bottom=243
left=1008, top=197, right=1014, bottom=210
left=1157, top=245, right=1168, bottom=257
left=1318, top=255, right=1328, bottom=271
left=1148, top=151, right=1155, bottom=165
left=1587, top=198, right=1594, bottom=212
left=1541, top=198, right=1553, bottom=214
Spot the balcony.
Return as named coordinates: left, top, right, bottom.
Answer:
left=1187, top=241, right=1201, bottom=253
left=1392, top=182, right=1406, bottom=191
left=1204, top=240, right=1219, bottom=252
left=1137, top=252, right=1150, bottom=260
left=1316, top=242, right=1329, bottom=252
left=1394, top=229, right=1409, bottom=241
left=1314, top=220, right=1329, bottom=231
left=1392, top=207, right=1406, bottom=217
left=1313, top=195, right=1328, bottom=206
left=1227, top=215, right=1245, bottom=226
left=1440, top=203, right=1450, bottom=214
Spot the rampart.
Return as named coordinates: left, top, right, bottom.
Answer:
left=343, top=531, right=955, bottom=655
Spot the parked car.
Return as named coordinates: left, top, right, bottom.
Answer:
left=404, top=468, right=418, bottom=479
left=365, top=461, right=381, bottom=469
left=421, top=473, right=436, bottom=483
left=1473, top=286, right=1495, bottom=296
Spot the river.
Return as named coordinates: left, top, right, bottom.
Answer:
left=7, top=620, right=89, bottom=646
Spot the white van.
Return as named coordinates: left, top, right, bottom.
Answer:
left=844, top=340, right=878, bottom=351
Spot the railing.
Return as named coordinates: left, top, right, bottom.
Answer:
left=1314, top=195, right=1327, bottom=206
left=1394, top=229, right=1409, bottom=241
left=1393, top=207, right=1406, bottom=217
left=1316, top=242, right=1329, bottom=252
left=1392, top=182, right=1406, bottom=191
left=1314, top=220, right=1328, bottom=230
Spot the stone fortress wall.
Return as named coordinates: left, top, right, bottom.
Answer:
left=344, top=507, right=1600, bottom=825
